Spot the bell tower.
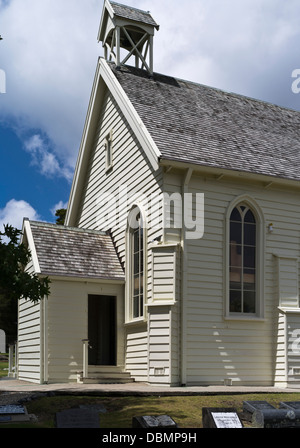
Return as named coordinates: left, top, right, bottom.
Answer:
left=98, top=0, right=159, bottom=75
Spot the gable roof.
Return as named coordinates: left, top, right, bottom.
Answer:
left=23, top=220, right=124, bottom=281
left=111, top=63, right=300, bottom=182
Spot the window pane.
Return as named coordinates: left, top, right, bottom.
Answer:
left=244, top=268, right=255, bottom=289
left=133, top=229, right=139, bottom=253
left=230, top=207, right=241, bottom=222
left=230, top=267, right=242, bottom=290
left=133, top=296, right=139, bottom=318
left=244, top=223, right=256, bottom=246
left=244, top=246, right=255, bottom=268
left=230, top=221, right=242, bottom=245
left=134, top=253, right=140, bottom=274
left=243, top=291, right=256, bottom=313
left=230, top=290, right=242, bottom=312
left=230, top=243, right=242, bottom=267
left=245, top=209, right=255, bottom=223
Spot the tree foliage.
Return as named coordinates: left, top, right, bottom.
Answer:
left=0, top=224, right=50, bottom=303
left=55, top=208, right=66, bottom=225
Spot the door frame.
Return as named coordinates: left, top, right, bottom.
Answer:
left=85, top=283, right=125, bottom=368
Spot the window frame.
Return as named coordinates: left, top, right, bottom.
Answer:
left=105, top=130, right=113, bottom=172
left=125, top=205, right=147, bottom=323
left=225, top=196, right=265, bottom=320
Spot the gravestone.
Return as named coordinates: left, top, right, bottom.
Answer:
left=132, top=415, right=178, bottom=428
left=56, top=408, right=100, bottom=428
left=243, top=400, right=275, bottom=415
left=252, top=409, right=300, bottom=428
left=243, top=400, right=300, bottom=428
left=280, top=401, right=300, bottom=410
left=79, top=404, right=107, bottom=414
left=0, top=404, right=31, bottom=424
left=202, top=408, right=243, bottom=428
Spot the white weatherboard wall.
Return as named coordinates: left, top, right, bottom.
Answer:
left=46, top=280, right=124, bottom=384
left=18, top=298, right=42, bottom=383
left=18, top=257, right=42, bottom=383
left=74, top=87, right=163, bottom=382
left=286, top=311, right=300, bottom=387
left=163, top=169, right=300, bottom=386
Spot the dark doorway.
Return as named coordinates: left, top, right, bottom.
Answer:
left=88, top=295, right=116, bottom=365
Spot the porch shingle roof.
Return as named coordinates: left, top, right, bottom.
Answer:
left=111, top=63, right=300, bottom=182
left=29, top=221, right=124, bottom=281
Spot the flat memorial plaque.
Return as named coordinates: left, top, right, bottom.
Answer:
left=56, top=408, right=100, bottom=428
left=211, top=412, right=243, bottom=428
left=0, top=405, right=26, bottom=415
left=202, top=408, right=243, bottom=428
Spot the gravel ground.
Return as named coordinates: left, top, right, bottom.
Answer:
left=0, top=391, right=43, bottom=406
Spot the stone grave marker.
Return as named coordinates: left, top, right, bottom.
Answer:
left=202, top=408, right=243, bottom=428
left=132, top=415, right=178, bottom=428
left=56, top=408, right=100, bottom=428
left=243, top=400, right=275, bottom=415
left=280, top=401, right=300, bottom=411
left=0, top=404, right=32, bottom=423
left=252, top=409, right=300, bottom=428
left=243, top=400, right=300, bottom=428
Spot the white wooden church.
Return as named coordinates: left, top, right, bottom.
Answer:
left=18, top=0, right=300, bottom=388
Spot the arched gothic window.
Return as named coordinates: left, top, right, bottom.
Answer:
left=229, top=204, right=256, bottom=314
left=127, top=207, right=144, bottom=320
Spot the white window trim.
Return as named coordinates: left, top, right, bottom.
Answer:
left=224, top=195, right=265, bottom=320
left=125, top=204, right=147, bottom=324
left=105, top=130, right=113, bottom=172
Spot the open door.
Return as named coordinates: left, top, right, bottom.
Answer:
left=88, top=295, right=116, bottom=365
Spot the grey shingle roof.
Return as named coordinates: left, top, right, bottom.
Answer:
left=110, top=1, right=159, bottom=29
left=29, top=221, right=124, bottom=281
left=111, top=63, right=300, bottom=182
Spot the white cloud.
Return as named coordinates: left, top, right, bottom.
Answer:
left=0, top=0, right=300, bottom=177
left=0, top=199, right=40, bottom=230
left=50, top=200, right=68, bottom=218
left=24, top=134, right=73, bottom=180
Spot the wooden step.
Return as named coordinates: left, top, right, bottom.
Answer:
left=77, top=366, right=134, bottom=384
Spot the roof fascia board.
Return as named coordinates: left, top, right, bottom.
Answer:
left=22, top=219, right=41, bottom=274
left=66, top=58, right=161, bottom=226
left=65, top=59, right=106, bottom=226
left=38, top=274, right=124, bottom=284
left=100, top=58, right=161, bottom=169
left=160, top=158, right=300, bottom=190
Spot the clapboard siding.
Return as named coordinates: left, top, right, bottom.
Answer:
left=75, top=88, right=164, bottom=379
left=125, top=326, right=148, bottom=381
left=17, top=257, right=42, bottom=383
left=46, top=281, right=86, bottom=382
left=286, top=312, right=300, bottom=387
left=163, top=170, right=300, bottom=386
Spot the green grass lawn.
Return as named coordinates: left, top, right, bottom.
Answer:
left=0, top=355, right=8, bottom=378
left=1, top=392, right=299, bottom=428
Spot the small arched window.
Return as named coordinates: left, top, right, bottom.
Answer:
left=229, top=204, right=256, bottom=314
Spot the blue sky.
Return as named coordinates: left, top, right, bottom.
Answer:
left=1, top=0, right=300, bottom=230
